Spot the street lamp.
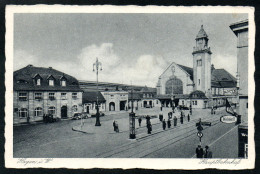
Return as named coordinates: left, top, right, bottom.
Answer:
left=93, top=57, right=102, bottom=126
left=129, top=81, right=136, bottom=139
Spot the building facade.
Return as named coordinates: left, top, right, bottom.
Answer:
left=13, top=65, right=83, bottom=124
left=82, top=90, right=106, bottom=114
left=156, top=25, right=237, bottom=108
left=230, top=19, right=248, bottom=158
left=101, top=91, right=129, bottom=112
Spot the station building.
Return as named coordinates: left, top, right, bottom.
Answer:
left=156, top=25, right=237, bottom=109
left=13, top=65, right=83, bottom=124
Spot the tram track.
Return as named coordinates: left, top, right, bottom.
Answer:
left=95, top=116, right=220, bottom=158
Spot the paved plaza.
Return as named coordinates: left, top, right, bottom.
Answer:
left=14, top=107, right=238, bottom=158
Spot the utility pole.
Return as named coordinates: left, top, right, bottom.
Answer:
left=129, top=81, right=136, bottom=139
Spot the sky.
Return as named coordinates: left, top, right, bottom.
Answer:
left=14, top=13, right=248, bottom=87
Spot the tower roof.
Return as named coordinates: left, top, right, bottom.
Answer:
left=196, top=25, right=208, bottom=39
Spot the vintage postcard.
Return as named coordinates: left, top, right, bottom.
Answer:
left=5, top=5, right=255, bottom=169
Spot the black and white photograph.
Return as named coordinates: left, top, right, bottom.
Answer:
left=5, top=5, right=255, bottom=169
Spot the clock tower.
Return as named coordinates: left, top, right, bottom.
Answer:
left=192, top=25, right=212, bottom=96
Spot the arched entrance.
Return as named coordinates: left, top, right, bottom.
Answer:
left=143, top=101, right=147, bottom=108
left=109, top=102, right=115, bottom=111
left=165, top=77, right=183, bottom=94
left=149, top=101, right=152, bottom=108
left=120, top=101, right=126, bottom=111
left=61, top=105, right=67, bottom=118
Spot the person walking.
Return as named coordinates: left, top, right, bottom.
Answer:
left=180, top=115, right=184, bottom=124
left=115, top=121, right=119, bottom=133
left=167, top=119, right=171, bottom=128
left=173, top=116, right=177, bottom=127
left=204, top=145, right=213, bottom=158
left=162, top=119, right=166, bottom=130
left=187, top=114, right=190, bottom=122
left=113, top=120, right=116, bottom=132
left=147, top=122, right=152, bottom=134
left=196, top=145, right=204, bottom=158
left=138, top=117, right=142, bottom=127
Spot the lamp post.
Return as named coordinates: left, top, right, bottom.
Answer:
left=129, top=81, right=136, bottom=139
left=93, top=57, right=102, bottom=126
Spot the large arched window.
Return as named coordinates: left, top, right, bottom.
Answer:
left=48, top=106, right=56, bottom=115
left=34, top=107, right=43, bottom=117
left=18, top=108, right=28, bottom=118
left=165, top=77, right=183, bottom=94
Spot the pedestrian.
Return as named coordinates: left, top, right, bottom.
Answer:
left=115, top=121, right=119, bottom=133
left=113, top=120, right=116, bottom=132
left=167, top=119, right=171, bottom=128
left=147, top=122, right=152, bottom=134
left=196, top=145, right=204, bottom=158
left=180, top=115, right=184, bottom=124
left=138, top=117, right=142, bottom=127
left=173, top=116, right=177, bottom=127
left=204, top=145, right=213, bottom=158
left=187, top=114, right=190, bottom=122
left=211, top=106, right=214, bottom=115
left=162, top=119, right=166, bottom=130
left=190, top=104, right=192, bottom=115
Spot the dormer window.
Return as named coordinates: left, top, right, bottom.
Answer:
left=36, top=79, right=41, bottom=86
left=60, top=75, right=67, bottom=87
left=61, top=80, right=66, bottom=87
left=49, top=79, right=54, bottom=86
left=33, top=74, right=42, bottom=86
left=47, top=75, right=55, bottom=86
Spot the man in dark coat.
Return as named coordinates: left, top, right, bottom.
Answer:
left=180, top=115, right=184, bottom=124
left=204, top=145, right=213, bottom=158
left=113, top=120, right=116, bottom=132
left=167, top=119, right=171, bottom=128
left=147, top=123, right=152, bottom=134
left=196, top=145, right=204, bottom=158
left=162, top=119, right=166, bottom=130
left=187, top=114, right=190, bottom=122
left=173, top=116, right=177, bottom=126
left=138, top=117, right=142, bottom=127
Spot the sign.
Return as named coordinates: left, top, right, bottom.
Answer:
left=197, top=132, right=203, bottom=138
left=220, top=115, right=237, bottom=124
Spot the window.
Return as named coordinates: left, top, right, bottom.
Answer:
left=49, top=79, right=54, bottom=86
left=195, top=101, right=197, bottom=105
left=18, top=108, right=28, bottom=118
left=72, top=105, right=78, bottom=112
left=34, top=107, right=43, bottom=117
left=246, top=102, right=248, bottom=109
left=197, top=59, right=202, bottom=66
left=34, top=93, right=42, bottom=100
left=198, top=79, right=200, bottom=85
left=48, top=106, right=56, bottom=115
left=36, top=79, right=41, bottom=85
left=143, top=94, right=146, bottom=98
left=182, top=100, right=184, bottom=105
left=61, top=93, right=67, bottom=100
left=72, top=93, right=77, bottom=100
left=156, top=100, right=158, bottom=104
left=61, top=80, right=66, bottom=87
left=49, top=93, right=55, bottom=100
left=19, top=93, right=27, bottom=101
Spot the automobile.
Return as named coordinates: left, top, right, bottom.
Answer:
left=43, top=114, right=58, bottom=123
left=91, top=112, right=105, bottom=117
left=81, top=112, right=91, bottom=119
left=72, top=113, right=82, bottom=120
left=179, top=105, right=189, bottom=110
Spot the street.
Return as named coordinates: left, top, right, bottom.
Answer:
left=13, top=107, right=238, bottom=158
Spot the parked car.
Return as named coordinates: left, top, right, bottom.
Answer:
left=72, top=113, right=82, bottom=120
left=43, top=114, right=58, bottom=123
left=81, top=112, right=91, bottom=119
left=91, top=112, right=105, bottom=117
left=179, top=105, right=189, bottom=110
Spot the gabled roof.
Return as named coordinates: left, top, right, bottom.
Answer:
left=82, top=90, right=106, bottom=103
left=211, top=69, right=237, bottom=88
left=177, top=64, right=193, bottom=81
left=189, top=90, right=207, bottom=99
left=14, top=65, right=81, bottom=91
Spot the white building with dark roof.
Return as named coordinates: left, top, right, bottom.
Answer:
left=13, top=65, right=83, bottom=124
left=156, top=25, right=237, bottom=108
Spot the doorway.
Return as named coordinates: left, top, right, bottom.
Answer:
left=120, top=101, right=126, bottom=111
left=109, top=102, right=115, bottom=111
left=61, top=105, right=67, bottom=118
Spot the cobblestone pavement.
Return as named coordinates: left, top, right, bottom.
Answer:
left=13, top=106, right=238, bottom=158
